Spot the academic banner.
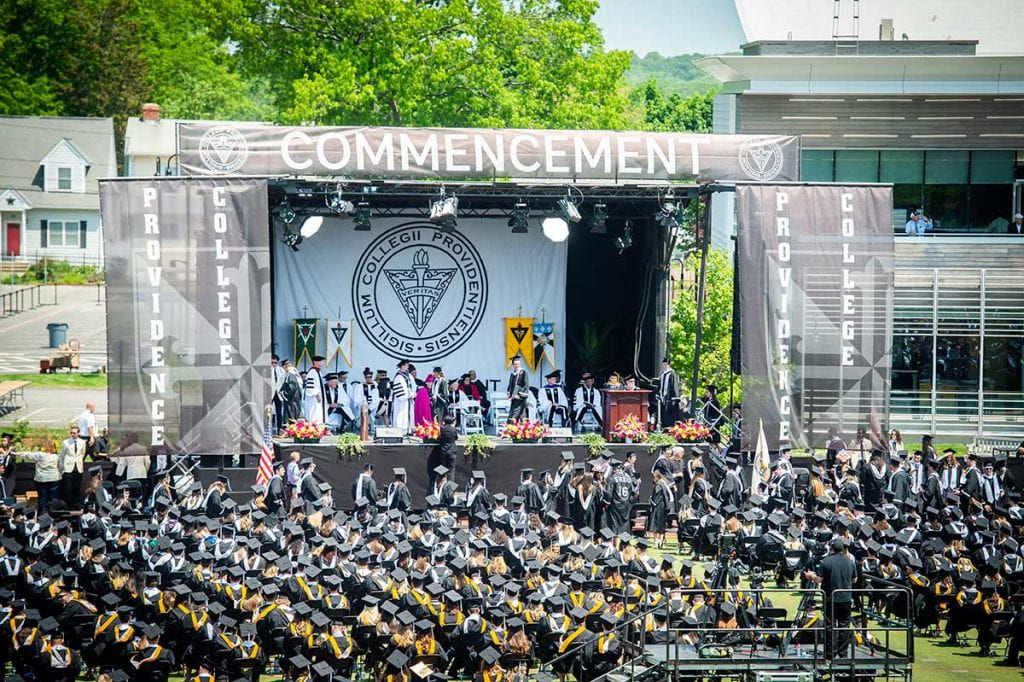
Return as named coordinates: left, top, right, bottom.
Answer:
left=178, top=123, right=800, bottom=183
left=101, top=178, right=273, bottom=454
left=294, top=318, right=318, bottom=367
left=737, top=184, right=894, bottom=450
left=505, top=318, right=535, bottom=370
left=273, top=218, right=566, bottom=391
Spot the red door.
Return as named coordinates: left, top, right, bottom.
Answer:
left=5, top=224, right=19, bottom=256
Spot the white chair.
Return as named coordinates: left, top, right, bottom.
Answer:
left=460, top=399, right=485, bottom=435
left=492, top=397, right=511, bottom=426
left=576, top=411, right=601, bottom=434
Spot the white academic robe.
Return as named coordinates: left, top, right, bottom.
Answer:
left=324, top=384, right=354, bottom=428
left=538, top=384, right=570, bottom=426
left=391, top=371, right=413, bottom=433
left=573, top=385, right=603, bottom=422
left=303, top=367, right=326, bottom=424
left=351, top=382, right=381, bottom=425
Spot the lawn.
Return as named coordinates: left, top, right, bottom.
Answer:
left=0, top=371, right=106, bottom=389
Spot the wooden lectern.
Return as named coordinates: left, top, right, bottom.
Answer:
left=601, top=389, right=651, bottom=439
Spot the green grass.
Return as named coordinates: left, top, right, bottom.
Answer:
left=0, top=372, right=106, bottom=388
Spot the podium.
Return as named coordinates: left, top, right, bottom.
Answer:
left=601, top=389, right=651, bottom=439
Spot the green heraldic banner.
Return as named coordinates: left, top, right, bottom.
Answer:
left=100, top=178, right=273, bottom=455
left=737, top=184, right=894, bottom=450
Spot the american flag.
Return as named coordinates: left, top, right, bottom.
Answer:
left=255, top=407, right=274, bottom=486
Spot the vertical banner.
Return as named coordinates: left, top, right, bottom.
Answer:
left=737, top=184, right=893, bottom=450
left=294, top=318, right=318, bottom=367
left=505, top=317, right=536, bottom=369
left=532, top=322, right=555, bottom=371
left=101, top=178, right=272, bottom=454
left=325, top=319, right=354, bottom=369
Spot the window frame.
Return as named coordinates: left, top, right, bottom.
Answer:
left=47, top=220, right=80, bottom=248
left=55, top=167, right=73, bottom=192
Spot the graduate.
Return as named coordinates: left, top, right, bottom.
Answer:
left=658, top=357, right=682, bottom=426
left=302, top=355, right=327, bottom=424
left=506, top=356, right=529, bottom=421
left=386, top=467, right=412, bottom=512
left=572, top=372, right=603, bottom=432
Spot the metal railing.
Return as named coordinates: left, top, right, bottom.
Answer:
left=0, top=251, right=104, bottom=269
left=0, top=283, right=57, bottom=318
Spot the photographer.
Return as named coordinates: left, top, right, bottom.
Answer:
left=804, top=538, right=857, bottom=659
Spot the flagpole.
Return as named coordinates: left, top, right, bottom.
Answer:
left=335, top=307, right=341, bottom=374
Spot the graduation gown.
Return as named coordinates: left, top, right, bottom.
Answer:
left=572, top=386, right=603, bottom=426
left=538, top=384, right=570, bottom=427
left=386, top=481, right=412, bottom=511
left=551, top=466, right=574, bottom=518
left=506, top=370, right=529, bottom=420
left=302, top=367, right=326, bottom=424
left=280, top=372, right=303, bottom=423
left=603, top=469, right=635, bottom=534
left=0, top=450, right=15, bottom=498
left=647, top=479, right=674, bottom=533
left=571, top=485, right=599, bottom=530
left=467, top=484, right=495, bottom=518
left=351, top=473, right=379, bottom=508
left=717, top=470, right=743, bottom=509
left=299, top=472, right=321, bottom=511
left=516, top=480, right=546, bottom=515
left=264, top=475, right=286, bottom=519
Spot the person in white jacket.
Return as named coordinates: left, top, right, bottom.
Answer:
left=111, top=432, right=150, bottom=491
left=22, top=448, right=60, bottom=511
left=59, top=425, right=87, bottom=508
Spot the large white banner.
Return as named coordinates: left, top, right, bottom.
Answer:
left=273, top=217, right=567, bottom=391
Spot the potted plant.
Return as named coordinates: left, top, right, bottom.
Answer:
left=577, top=432, right=606, bottom=457
left=666, top=419, right=711, bottom=444
left=336, top=432, right=366, bottom=460
left=464, top=433, right=495, bottom=460
left=283, top=419, right=330, bottom=444
left=646, top=432, right=676, bottom=454
left=414, top=419, right=441, bottom=442
left=609, top=413, right=647, bottom=444
left=500, top=419, right=548, bottom=443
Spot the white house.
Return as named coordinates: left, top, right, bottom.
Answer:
left=0, top=116, right=116, bottom=264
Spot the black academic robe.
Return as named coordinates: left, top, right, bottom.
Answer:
left=962, top=467, right=983, bottom=504
left=430, top=480, right=457, bottom=508
left=572, top=485, right=599, bottom=530
left=717, top=470, right=743, bottom=509
left=888, top=469, right=911, bottom=503
left=551, top=466, right=574, bottom=518
left=647, top=480, right=674, bottom=533
left=351, top=473, right=379, bottom=508
left=386, top=481, right=412, bottom=511
left=280, top=372, right=303, bottom=423
left=516, top=480, right=545, bottom=514
left=506, top=370, right=529, bottom=419
left=603, top=470, right=635, bottom=534
left=299, top=473, right=321, bottom=512
left=264, top=475, right=286, bottom=518
left=204, top=489, right=223, bottom=518
left=467, top=484, right=495, bottom=518
left=0, top=450, right=15, bottom=498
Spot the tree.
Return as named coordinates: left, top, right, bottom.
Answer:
left=216, top=0, right=631, bottom=128
left=669, top=248, right=740, bottom=408
left=631, top=78, right=714, bottom=133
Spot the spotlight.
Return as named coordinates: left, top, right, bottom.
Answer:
left=542, top=216, right=570, bottom=243
left=429, top=191, right=458, bottom=231
left=353, top=202, right=372, bottom=231
left=657, top=192, right=681, bottom=228
left=614, top=222, right=634, bottom=254
left=275, top=203, right=297, bottom=224
left=558, top=197, right=582, bottom=223
left=281, top=228, right=302, bottom=252
left=327, top=186, right=355, bottom=215
left=590, top=203, right=608, bottom=234
left=299, top=215, right=323, bottom=239
left=508, top=202, right=530, bottom=233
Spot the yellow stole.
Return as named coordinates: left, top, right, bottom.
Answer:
left=559, top=626, right=588, bottom=653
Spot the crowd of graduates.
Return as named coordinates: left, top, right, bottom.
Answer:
left=0, top=432, right=1023, bottom=682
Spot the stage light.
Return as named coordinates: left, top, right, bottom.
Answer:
left=353, top=202, right=372, bottom=231
left=590, top=203, right=608, bottom=234
left=275, top=203, right=297, bottom=224
left=429, top=191, right=458, bottom=231
left=542, top=216, right=570, bottom=242
left=299, top=215, right=323, bottom=239
left=508, top=202, right=530, bottom=233
left=558, top=197, right=582, bottom=223
left=657, top=191, right=681, bottom=228
left=327, top=185, right=355, bottom=215
left=614, top=222, right=634, bottom=254
left=281, top=228, right=302, bottom=252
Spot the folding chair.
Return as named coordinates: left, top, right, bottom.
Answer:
left=460, top=399, right=485, bottom=435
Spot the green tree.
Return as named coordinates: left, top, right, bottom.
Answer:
left=669, top=248, right=740, bottom=407
left=216, top=0, right=631, bottom=128
left=631, top=78, right=714, bottom=133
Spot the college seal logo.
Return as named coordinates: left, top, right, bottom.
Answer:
left=738, top=138, right=784, bottom=181
left=352, top=223, right=488, bottom=362
left=198, top=126, right=248, bottom=173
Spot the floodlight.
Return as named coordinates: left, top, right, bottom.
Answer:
left=542, top=217, right=570, bottom=243
left=590, top=203, right=608, bottom=234
left=276, top=203, right=297, bottom=224
left=353, top=202, right=372, bottom=231
left=281, top=228, right=302, bottom=252
left=508, top=202, right=530, bottom=233
left=299, top=215, right=323, bottom=239
left=558, top=198, right=582, bottom=223
left=614, top=223, right=634, bottom=254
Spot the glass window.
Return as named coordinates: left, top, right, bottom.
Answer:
left=834, top=149, right=878, bottom=183
left=925, top=150, right=968, bottom=184
left=56, top=167, right=72, bottom=191
left=968, top=184, right=1014, bottom=230
left=983, top=337, right=1023, bottom=392
left=971, top=150, right=1014, bottom=184
left=923, top=185, right=968, bottom=229
left=880, top=150, right=924, bottom=184
left=47, top=221, right=79, bottom=247
left=801, top=150, right=834, bottom=181
left=934, top=336, right=980, bottom=389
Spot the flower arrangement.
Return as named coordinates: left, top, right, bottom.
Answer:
left=578, top=432, right=607, bottom=457
left=283, top=419, right=330, bottom=441
left=610, top=413, right=647, bottom=443
left=414, top=419, right=441, bottom=441
left=667, top=419, right=711, bottom=443
left=464, top=433, right=495, bottom=459
left=500, top=419, right=548, bottom=442
left=336, top=432, right=366, bottom=459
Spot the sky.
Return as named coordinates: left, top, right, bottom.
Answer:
left=593, top=0, right=746, bottom=57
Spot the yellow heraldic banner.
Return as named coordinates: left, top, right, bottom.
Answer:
left=325, top=319, right=354, bottom=368
left=505, top=317, right=535, bottom=369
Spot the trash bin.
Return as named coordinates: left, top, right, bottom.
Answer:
left=46, top=322, right=68, bottom=348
